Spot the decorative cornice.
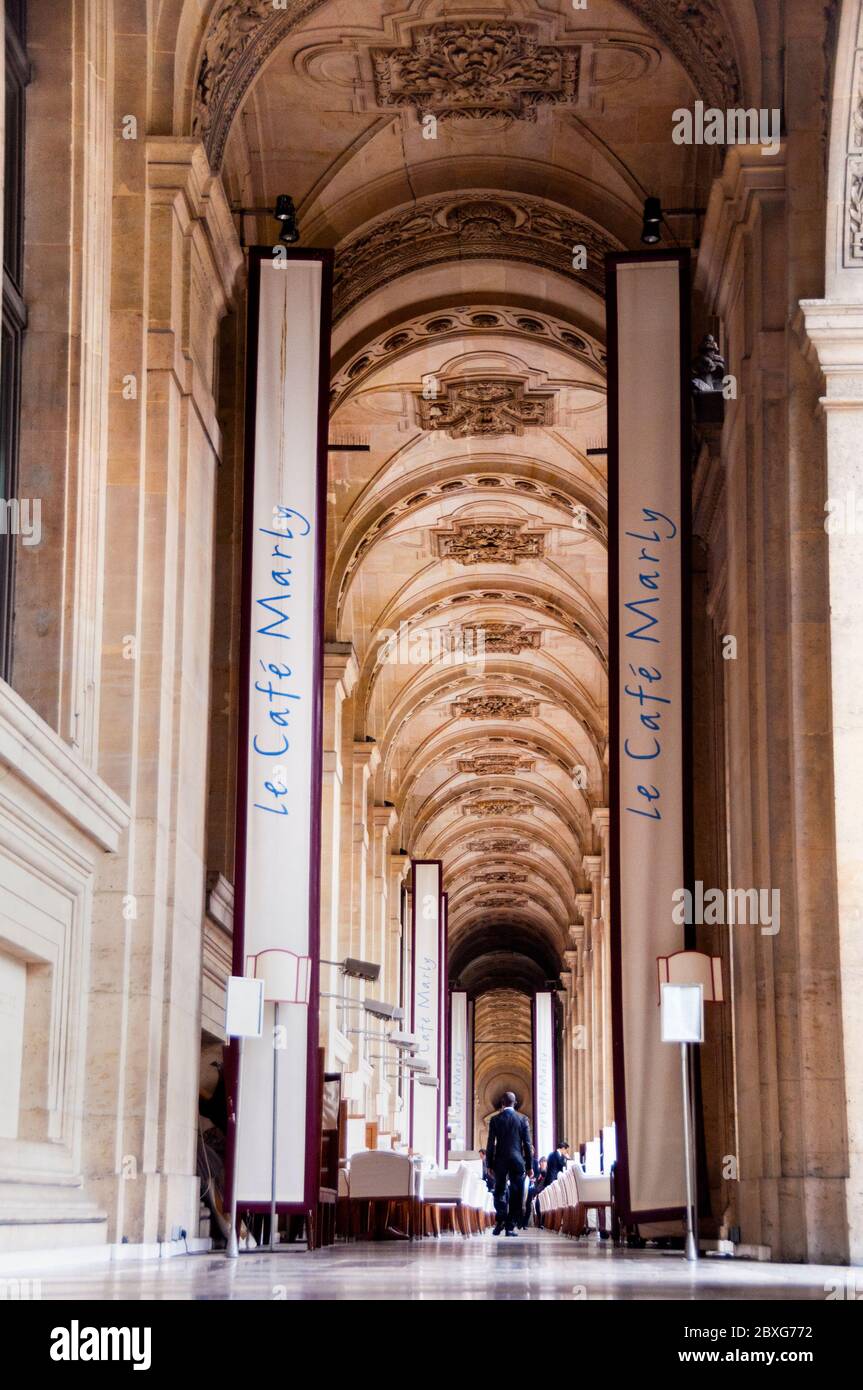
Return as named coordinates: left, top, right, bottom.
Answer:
left=467, top=838, right=531, bottom=854
left=462, top=799, right=534, bottom=818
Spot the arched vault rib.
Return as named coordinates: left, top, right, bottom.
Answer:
left=328, top=458, right=608, bottom=638
left=352, top=579, right=609, bottom=710
left=409, top=775, right=589, bottom=864
left=391, top=723, right=595, bottom=810
left=376, top=659, right=606, bottom=775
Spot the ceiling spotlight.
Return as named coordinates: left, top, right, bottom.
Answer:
left=416, top=1074, right=440, bottom=1088
left=404, top=1058, right=430, bottom=1072
left=363, top=999, right=403, bottom=1021
left=389, top=1031, right=417, bottom=1050
left=641, top=196, right=662, bottom=245
left=273, top=194, right=299, bottom=245
left=342, top=957, right=380, bottom=982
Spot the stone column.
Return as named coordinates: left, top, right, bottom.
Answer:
left=560, top=963, right=576, bottom=1143
left=569, top=923, right=586, bottom=1145
left=338, top=740, right=379, bottom=1101
left=576, top=891, right=594, bottom=1141
left=583, top=855, right=604, bottom=1131
left=85, top=137, right=242, bottom=1244
left=320, top=644, right=357, bottom=1065
left=799, top=300, right=863, bottom=1262
left=591, top=809, right=613, bottom=1123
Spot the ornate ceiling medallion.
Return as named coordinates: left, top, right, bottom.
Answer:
left=416, top=377, right=554, bottom=439
left=452, top=694, right=540, bottom=720
left=457, top=754, right=534, bottom=775
left=370, top=21, right=579, bottom=123
left=436, top=522, right=546, bottom=567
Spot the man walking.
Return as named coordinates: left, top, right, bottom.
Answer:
left=486, top=1092, right=533, bottom=1237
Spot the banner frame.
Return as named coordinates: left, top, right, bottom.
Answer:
left=226, top=246, right=334, bottom=1220
left=606, top=248, right=694, bottom=1225
left=409, top=858, right=443, bottom=1162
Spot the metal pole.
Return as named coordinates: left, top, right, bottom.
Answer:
left=226, top=1036, right=244, bottom=1259
left=270, top=1001, right=280, bottom=1251
left=680, top=1041, right=698, bottom=1260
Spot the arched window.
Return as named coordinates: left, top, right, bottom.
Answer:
left=0, top=0, right=28, bottom=680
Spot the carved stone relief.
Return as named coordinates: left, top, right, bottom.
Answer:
left=452, top=694, right=540, bottom=720
left=417, top=378, right=554, bottom=439
left=370, top=21, right=579, bottom=123
left=435, top=522, right=546, bottom=566
left=457, top=754, right=534, bottom=775
left=462, top=622, right=542, bottom=654
left=467, top=838, right=531, bottom=854
left=462, top=800, right=534, bottom=817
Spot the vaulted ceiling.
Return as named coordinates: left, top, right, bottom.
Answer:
left=206, top=0, right=760, bottom=995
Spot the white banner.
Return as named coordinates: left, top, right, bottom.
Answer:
left=609, top=253, right=689, bottom=1220
left=232, top=251, right=331, bottom=1208
left=410, top=860, right=442, bottom=1162
left=449, top=991, right=468, bottom=1152
left=533, top=992, right=555, bottom=1160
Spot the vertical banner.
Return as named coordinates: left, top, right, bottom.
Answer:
left=439, top=892, right=449, bottom=1164
left=607, top=250, right=692, bottom=1222
left=230, top=248, right=333, bottom=1211
left=449, top=991, right=469, bottom=1153
left=533, top=992, right=555, bottom=1161
left=410, top=859, right=442, bottom=1162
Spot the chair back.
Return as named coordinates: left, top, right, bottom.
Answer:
left=348, top=1149, right=413, bottom=1199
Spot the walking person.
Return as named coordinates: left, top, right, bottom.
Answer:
left=486, top=1091, right=533, bottom=1237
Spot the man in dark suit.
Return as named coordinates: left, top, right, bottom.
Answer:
left=546, top=1141, right=570, bottom=1183
left=485, top=1092, right=533, bottom=1236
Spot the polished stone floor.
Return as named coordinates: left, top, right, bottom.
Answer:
left=18, top=1231, right=856, bottom=1301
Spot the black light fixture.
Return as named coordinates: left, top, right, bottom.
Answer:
left=641, top=196, right=662, bottom=245
left=273, top=193, right=299, bottom=244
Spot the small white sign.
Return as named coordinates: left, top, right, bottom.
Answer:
left=661, top=983, right=704, bottom=1044
left=225, top=976, right=264, bottom=1039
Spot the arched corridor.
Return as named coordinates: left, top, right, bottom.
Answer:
left=2, top=0, right=863, bottom=1334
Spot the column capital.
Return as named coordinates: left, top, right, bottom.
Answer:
left=352, top=739, right=381, bottom=777
left=371, top=803, right=398, bottom=835
left=559, top=970, right=572, bottom=994
left=797, top=299, right=863, bottom=389
left=576, top=892, right=593, bottom=922
left=389, top=851, right=411, bottom=883
left=563, top=950, right=579, bottom=973
left=582, top=853, right=602, bottom=884
left=325, top=642, right=359, bottom=697
left=590, top=807, right=610, bottom=842
left=146, top=136, right=243, bottom=307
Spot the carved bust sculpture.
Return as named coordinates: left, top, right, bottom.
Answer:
left=691, top=334, right=727, bottom=394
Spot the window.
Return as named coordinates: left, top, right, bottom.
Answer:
left=0, top=0, right=27, bottom=681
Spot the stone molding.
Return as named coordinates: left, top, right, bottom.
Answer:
left=0, top=679, right=130, bottom=853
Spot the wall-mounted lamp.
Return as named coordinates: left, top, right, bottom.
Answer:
left=641, top=196, right=663, bottom=245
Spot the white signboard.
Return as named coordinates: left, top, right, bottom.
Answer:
left=232, top=250, right=331, bottom=1209
left=449, top=991, right=469, bottom=1152
left=533, top=991, right=555, bottom=1161
left=410, top=860, right=442, bottom=1162
left=608, top=252, right=689, bottom=1221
